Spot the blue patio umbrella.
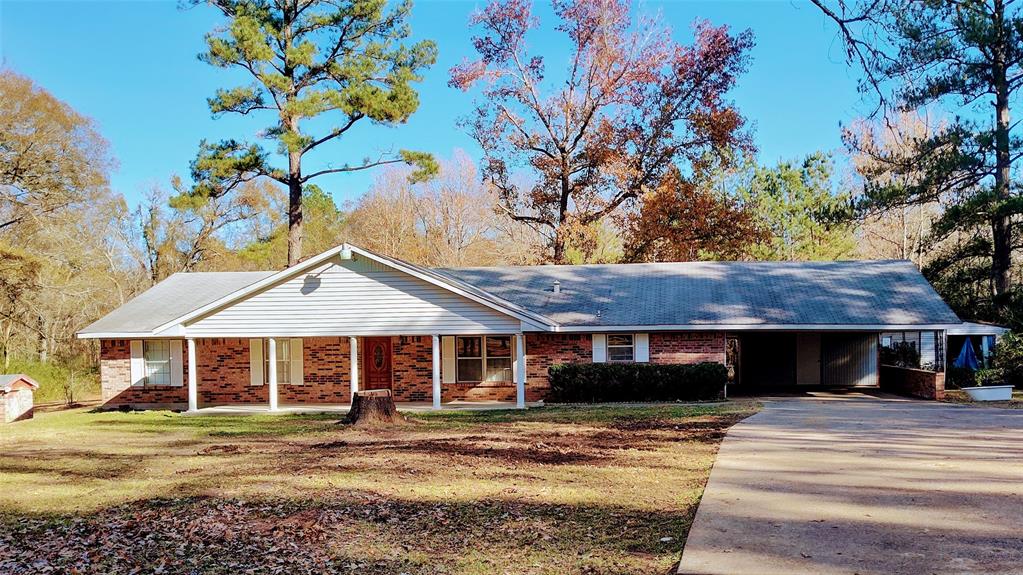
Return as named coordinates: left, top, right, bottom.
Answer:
left=953, top=337, right=980, bottom=371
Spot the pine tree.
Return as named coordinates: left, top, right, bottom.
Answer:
left=183, top=0, right=438, bottom=266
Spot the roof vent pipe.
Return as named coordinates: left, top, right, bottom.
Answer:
left=553, top=280, right=561, bottom=294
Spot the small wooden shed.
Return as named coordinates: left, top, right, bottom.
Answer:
left=0, top=374, right=40, bottom=423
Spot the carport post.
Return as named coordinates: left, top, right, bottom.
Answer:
left=432, top=335, right=442, bottom=409
left=187, top=338, right=197, bottom=412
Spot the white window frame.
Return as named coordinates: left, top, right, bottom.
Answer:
left=456, top=335, right=513, bottom=383
left=484, top=336, right=513, bottom=382
left=143, top=340, right=172, bottom=386
left=606, top=334, right=635, bottom=363
left=264, top=338, right=293, bottom=385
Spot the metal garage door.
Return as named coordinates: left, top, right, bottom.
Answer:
left=822, top=334, right=878, bottom=387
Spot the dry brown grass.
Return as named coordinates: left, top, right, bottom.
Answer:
left=0, top=402, right=758, bottom=574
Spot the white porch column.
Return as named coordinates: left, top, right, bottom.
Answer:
left=349, top=336, right=359, bottom=401
left=515, top=333, right=526, bottom=408
left=267, top=337, right=279, bottom=412
left=432, top=334, right=442, bottom=409
left=187, top=338, right=198, bottom=412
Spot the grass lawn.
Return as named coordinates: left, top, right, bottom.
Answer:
left=0, top=401, right=758, bottom=574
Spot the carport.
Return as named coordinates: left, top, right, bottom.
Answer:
left=944, top=321, right=1009, bottom=369
left=730, top=331, right=880, bottom=390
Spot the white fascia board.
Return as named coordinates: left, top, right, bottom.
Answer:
left=154, top=324, right=186, bottom=337
left=551, top=323, right=959, bottom=333
left=77, top=331, right=157, bottom=340
left=944, top=322, right=1009, bottom=336
left=176, top=327, right=526, bottom=338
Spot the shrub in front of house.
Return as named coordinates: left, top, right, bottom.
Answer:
left=945, top=366, right=976, bottom=389
left=992, top=331, right=1023, bottom=388
left=879, top=341, right=921, bottom=368
left=547, top=362, right=727, bottom=403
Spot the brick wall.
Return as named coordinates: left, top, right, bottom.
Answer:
left=880, top=365, right=946, bottom=400
left=522, top=332, right=726, bottom=402
left=100, top=337, right=353, bottom=408
left=649, top=332, right=726, bottom=364
left=99, top=331, right=728, bottom=408
left=100, top=339, right=189, bottom=407
left=285, top=337, right=350, bottom=403
left=391, top=336, right=432, bottom=402
left=389, top=336, right=521, bottom=402
left=197, top=338, right=262, bottom=405
left=1, top=389, right=35, bottom=423
left=197, top=337, right=351, bottom=405
left=525, top=333, right=592, bottom=401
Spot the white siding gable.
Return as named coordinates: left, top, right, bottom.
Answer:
left=185, top=255, right=521, bottom=337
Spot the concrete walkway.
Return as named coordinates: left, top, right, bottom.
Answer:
left=678, top=393, right=1023, bottom=575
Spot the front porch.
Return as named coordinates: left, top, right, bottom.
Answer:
left=182, top=333, right=528, bottom=412
left=181, top=399, right=543, bottom=416
left=99, top=333, right=533, bottom=412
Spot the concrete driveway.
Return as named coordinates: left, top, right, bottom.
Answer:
left=678, top=393, right=1023, bottom=575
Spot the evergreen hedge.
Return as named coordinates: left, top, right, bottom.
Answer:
left=547, top=362, right=727, bottom=403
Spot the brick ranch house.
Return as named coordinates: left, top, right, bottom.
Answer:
left=78, top=243, right=982, bottom=411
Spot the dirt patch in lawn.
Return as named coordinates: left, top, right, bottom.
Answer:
left=0, top=401, right=758, bottom=575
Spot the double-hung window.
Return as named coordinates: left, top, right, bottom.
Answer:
left=485, top=336, right=512, bottom=381
left=606, top=334, right=635, bottom=362
left=264, top=339, right=293, bottom=385
left=456, top=336, right=513, bottom=382
left=143, top=341, right=171, bottom=386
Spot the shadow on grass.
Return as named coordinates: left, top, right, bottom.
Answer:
left=84, top=411, right=342, bottom=436
left=0, top=492, right=693, bottom=575
left=1, top=406, right=755, bottom=487
left=415, top=402, right=749, bottom=426
left=1, top=403, right=760, bottom=574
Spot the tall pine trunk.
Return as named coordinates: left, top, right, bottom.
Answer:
left=287, top=150, right=303, bottom=267
left=991, top=0, right=1013, bottom=314
left=283, top=3, right=303, bottom=268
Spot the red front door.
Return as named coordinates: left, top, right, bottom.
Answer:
left=362, top=337, right=393, bottom=390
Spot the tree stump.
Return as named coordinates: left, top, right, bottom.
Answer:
left=342, top=389, right=406, bottom=426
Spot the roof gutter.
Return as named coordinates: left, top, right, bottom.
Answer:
left=551, top=323, right=963, bottom=333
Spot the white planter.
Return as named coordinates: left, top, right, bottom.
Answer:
left=961, top=385, right=1014, bottom=401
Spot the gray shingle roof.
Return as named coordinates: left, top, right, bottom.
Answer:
left=79, top=271, right=274, bottom=335
left=439, top=260, right=960, bottom=328
left=80, top=256, right=961, bottom=336
left=363, top=248, right=557, bottom=327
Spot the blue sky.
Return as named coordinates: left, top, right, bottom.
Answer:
left=1, top=0, right=867, bottom=209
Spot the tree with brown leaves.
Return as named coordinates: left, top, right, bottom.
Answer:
left=624, top=168, right=767, bottom=262
left=450, top=0, right=754, bottom=263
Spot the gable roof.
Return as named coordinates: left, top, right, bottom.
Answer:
left=0, top=374, right=40, bottom=392
left=78, top=244, right=962, bottom=338
left=78, top=244, right=555, bottom=338
left=439, top=260, right=961, bottom=330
